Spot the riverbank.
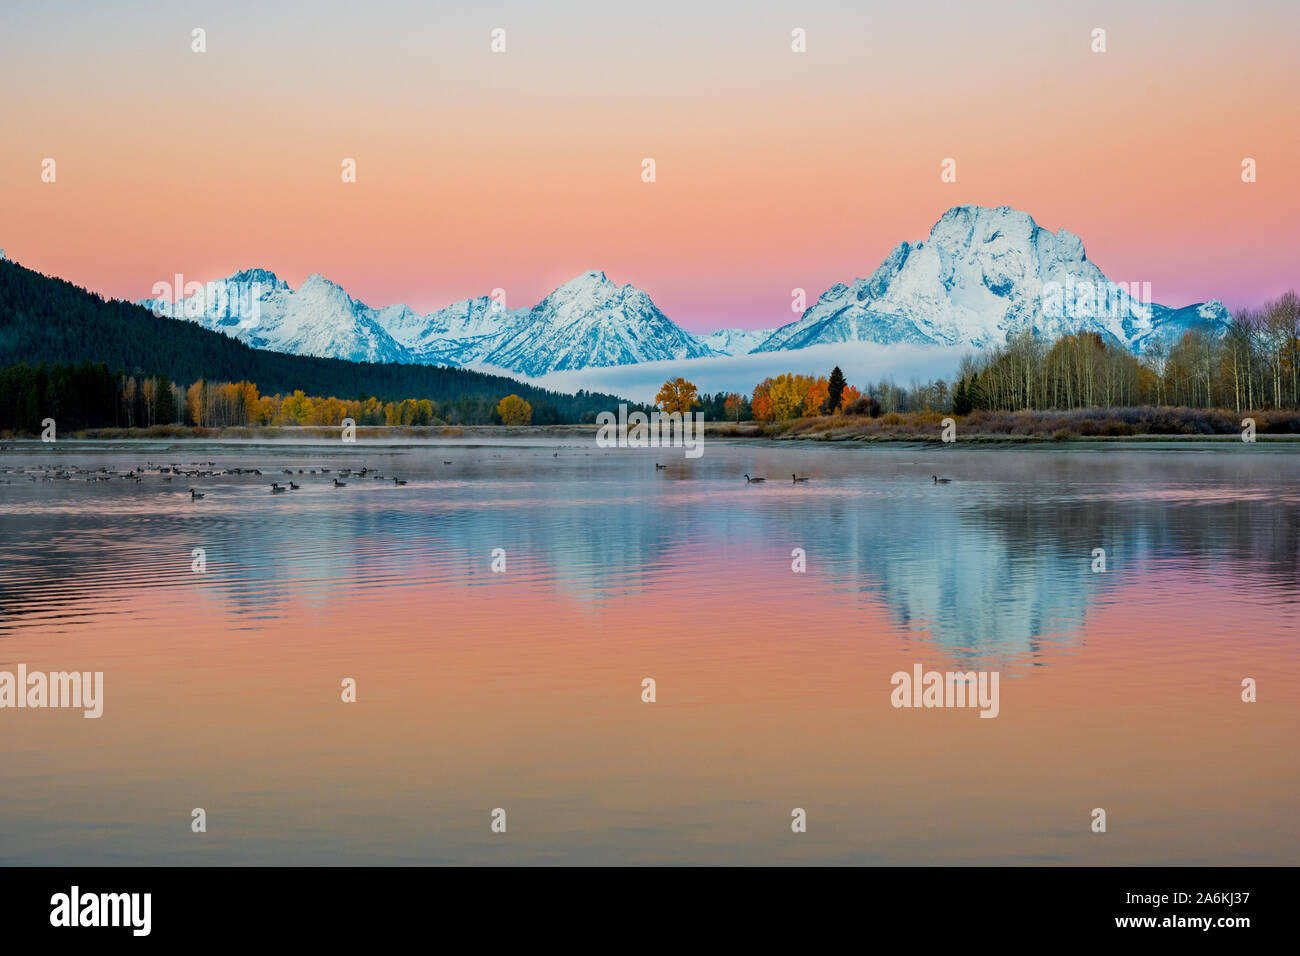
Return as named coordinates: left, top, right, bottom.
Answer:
left=3, top=406, right=1298, bottom=443
left=718, top=406, right=1300, bottom=442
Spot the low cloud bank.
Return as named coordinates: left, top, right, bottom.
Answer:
left=473, top=342, right=972, bottom=404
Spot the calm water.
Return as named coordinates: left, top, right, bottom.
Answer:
left=0, top=439, right=1296, bottom=865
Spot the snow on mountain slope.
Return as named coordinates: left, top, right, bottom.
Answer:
left=374, top=296, right=524, bottom=366
left=139, top=209, right=1232, bottom=375
left=482, top=271, right=717, bottom=375
left=754, top=205, right=1229, bottom=353
left=701, top=327, right=775, bottom=356
left=260, top=274, right=410, bottom=364
left=140, top=269, right=716, bottom=374
left=140, top=269, right=407, bottom=364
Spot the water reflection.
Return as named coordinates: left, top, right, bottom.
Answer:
left=3, top=442, right=1300, bottom=662
left=1, top=440, right=1298, bottom=865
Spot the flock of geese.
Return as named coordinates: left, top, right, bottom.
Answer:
left=1, top=460, right=423, bottom=500
left=4, top=458, right=957, bottom=494
left=731, top=471, right=953, bottom=484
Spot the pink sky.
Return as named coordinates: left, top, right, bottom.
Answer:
left=1, top=0, right=1296, bottom=331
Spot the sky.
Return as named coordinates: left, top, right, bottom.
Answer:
left=1, top=0, right=1296, bottom=333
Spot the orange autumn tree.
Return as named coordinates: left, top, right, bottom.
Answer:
left=723, top=392, right=744, bottom=421
left=655, top=377, right=699, bottom=415
left=803, top=377, right=830, bottom=415
left=751, top=378, right=775, bottom=421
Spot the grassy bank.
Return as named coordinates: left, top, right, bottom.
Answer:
left=0, top=423, right=598, bottom=441
left=3, top=407, right=1299, bottom=443
left=734, top=406, right=1300, bottom=442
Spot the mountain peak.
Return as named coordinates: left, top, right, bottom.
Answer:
left=753, top=205, right=1228, bottom=354
left=559, top=269, right=612, bottom=289
left=224, top=267, right=285, bottom=288
left=928, top=205, right=1087, bottom=262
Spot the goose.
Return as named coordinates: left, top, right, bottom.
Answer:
left=332, top=478, right=347, bottom=487
left=932, top=475, right=952, bottom=484
left=393, top=477, right=407, bottom=485
left=271, top=483, right=286, bottom=493
left=655, top=463, right=666, bottom=470
left=744, top=474, right=766, bottom=483
left=792, top=474, right=809, bottom=483
left=443, top=460, right=453, bottom=465
left=188, top=488, right=204, bottom=499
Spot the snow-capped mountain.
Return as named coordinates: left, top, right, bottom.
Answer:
left=375, top=295, right=524, bottom=366
left=482, top=271, right=716, bottom=374
left=140, top=270, right=717, bottom=375
left=139, top=208, right=1231, bottom=374
left=754, top=205, right=1230, bottom=354
left=701, top=327, right=776, bottom=356
left=141, top=269, right=408, bottom=365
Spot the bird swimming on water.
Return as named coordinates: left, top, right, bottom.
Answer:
left=932, top=475, right=952, bottom=484
left=744, top=474, right=765, bottom=483
left=792, top=474, right=809, bottom=483
left=188, top=488, right=204, bottom=499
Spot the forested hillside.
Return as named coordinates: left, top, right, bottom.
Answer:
left=0, top=260, right=625, bottom=422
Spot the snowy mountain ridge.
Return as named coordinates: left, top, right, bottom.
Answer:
left=137, top=206, right=1231, bottom=373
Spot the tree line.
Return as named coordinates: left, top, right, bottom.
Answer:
left=0, top=363, right=568, bottom=432
left=953, top=292, right=1300, bottom=414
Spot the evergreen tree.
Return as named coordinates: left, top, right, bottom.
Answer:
left=952, top=377, right=972, bottom=415
left=824, top=366, right=847, bottom=414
